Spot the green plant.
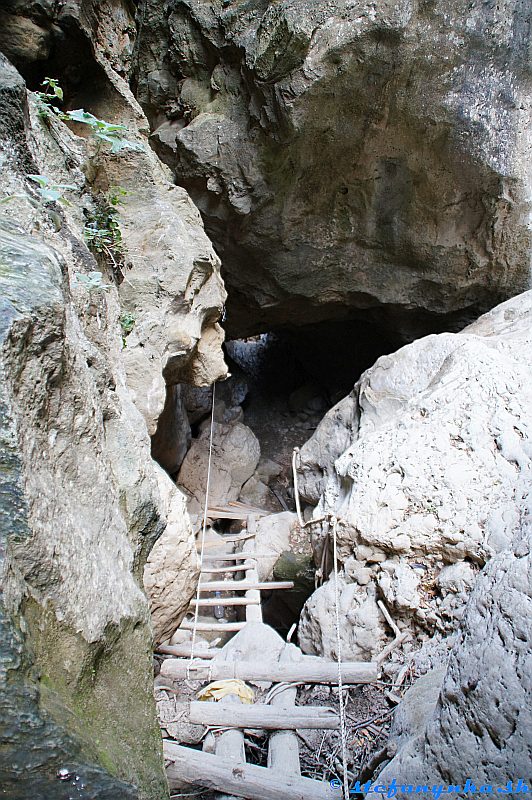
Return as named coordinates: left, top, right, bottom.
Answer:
left=83, top=188, right=127, bottom=270
left=36, top=77, right=64, bottom=119
left=72, top=271, right=110, bottom=292
left=28, top=174, right=76, bottom=204
left=65, top=109, right=143, bottom=154
left=119, top=312, right=136, bottom=347
left=35, top=78, right=143, bottom=154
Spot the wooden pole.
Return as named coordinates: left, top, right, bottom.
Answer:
left=201, top=564, right=250, bottom=574
left=161, top=657, right=378, bottom=684
left=244, top=518, right=262, bottom=623
left=191, top=597, right=261, bottom=608
left=202, top=553, right=276, bottom=562
left=199, top=580, right=294, bottom=592
left=156, top=643, right=219, bottom=659
left=178, top=620, right=247, bottom=633
left=188, top=702, right=339, bottom=730
left=268, top=645, right=301, bottom=775
left=214, top=695, right=245, bottom=800
left=164, top=741, right=334, bottom=800
left=197, top=532, right=255, bottom=547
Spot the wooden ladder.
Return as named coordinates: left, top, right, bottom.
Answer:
left=161, top=651, right=378, bottom=800
left=179, top=513, right=294, bottom=636
left=160, top=508, right=380, bottom=798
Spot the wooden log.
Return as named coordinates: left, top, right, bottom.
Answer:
left=161, top=656, right=378, bottom=684
left=268, top=644, right=301, bottom=776
left=198, top=532, right=255, bottom=549
left=201, top=564, right=250, bottom=574
left=188, top=702, right=338, bottom=730
left=244, top=523, right=262, bottom=624
left=179, top=620, right=247, bottom=633
left=202, top=553, right=275, bottom=562
left=191, top=597, right=261, bottom=608
left=156, top=643, right=219, bottom=659
left=214, top=695, right=245, bottom=800
left=199, top=580, right=294, bottom=592
left=164, top=742, right=333, bottom=800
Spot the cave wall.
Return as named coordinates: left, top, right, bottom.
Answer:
left=135, top=0, right=532, bottom=339
left=0, top=1, right=228, bottom=793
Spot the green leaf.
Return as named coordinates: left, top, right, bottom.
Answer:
left=73, top=271, right=110, bottom=291
left=28, top=174, right=49, bottom=187
left=66, top=109, right=99, bottom=126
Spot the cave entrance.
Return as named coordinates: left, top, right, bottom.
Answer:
left=217, top=317, right=404, bottom=639
left=224, top=317, right=404, bottom=513
left=151, top=315, right=403, bottom=641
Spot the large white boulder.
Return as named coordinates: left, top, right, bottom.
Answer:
left=298, top=292, right=532, bottom=656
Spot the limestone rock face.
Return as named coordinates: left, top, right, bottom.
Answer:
left=298, top=292, right=532, bottom=656
left=0, top=0, right=228, bottom=442
left=135, top=0, right=532, bottom=338
left=374, top=501, right=532, bottom=795
left=0, top=43, right=206, bottom=800
left=143, top=468, right=199, bottom=645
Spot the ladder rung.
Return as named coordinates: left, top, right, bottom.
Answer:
left=190, top=596, right=261, bottom=607
left=199, top=580, right=294, bottom=593
left=179, top=620, right=247, bottom=632
left=202, top=552, right=274, bottom=562
left=196, top=532, right=255, bottom=548
left=200, top=564, right=249, bottom=574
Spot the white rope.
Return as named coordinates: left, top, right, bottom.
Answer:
left=292, top=447, right=305, bottom=527
left=189, top=382, right=217, bottom=668
left=332, top=515, right=350, bottom=800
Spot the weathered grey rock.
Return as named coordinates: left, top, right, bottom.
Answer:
left=374, top=499, right=532, bottom=795
left=84, top=100, right=228, bottom=437
left=0, top=217, right=172, bottom=798
left=387, top=668, right=447, bottom=753
left=143, top=468, right=199, bottom=644
left=0, top=0, right=228, bottom=446
left=299, top=576, right=387, bottom=662
left=239, top=475, right=279, bottom=512
left=135, top=0, right=532, bottom=339
left=298, top=292, right=532, bottom=656
left=177, top=419, right=260, bottom=516
left=0, top=44, right=208, bottom=798
left=253, top=512, right=309, bottom=581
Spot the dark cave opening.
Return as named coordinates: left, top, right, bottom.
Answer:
left=222, top=318, right=404, bottom=638
left=151, top=314, right=405, bottom=640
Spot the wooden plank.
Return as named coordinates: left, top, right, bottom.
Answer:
left=191, top=597, right=261, bottom=608
left=213, top=501, right=269, bottom=514
left=199, top=580, right=294, bottom=592
left=244, top=521, right=262, bottom=624
left=268, top=644, right=301, bottom=776
left=161, top=657, right=378, bottom=684
left=164, top=742, right=333, bottom=800
left=188, top=702, right=339, bottom=730
left=214, top=695, right=245, bottom=800
left=206, top=509, right=254, bottom=520
left=179, top=620, right=247, bottom=633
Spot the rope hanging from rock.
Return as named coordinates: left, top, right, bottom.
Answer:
left=332, top=515, right=350, bottom=800
left=189, top=381, right=217, bottom=668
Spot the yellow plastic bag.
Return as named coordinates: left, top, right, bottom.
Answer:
left=197, top=679, right=255, bottom=704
